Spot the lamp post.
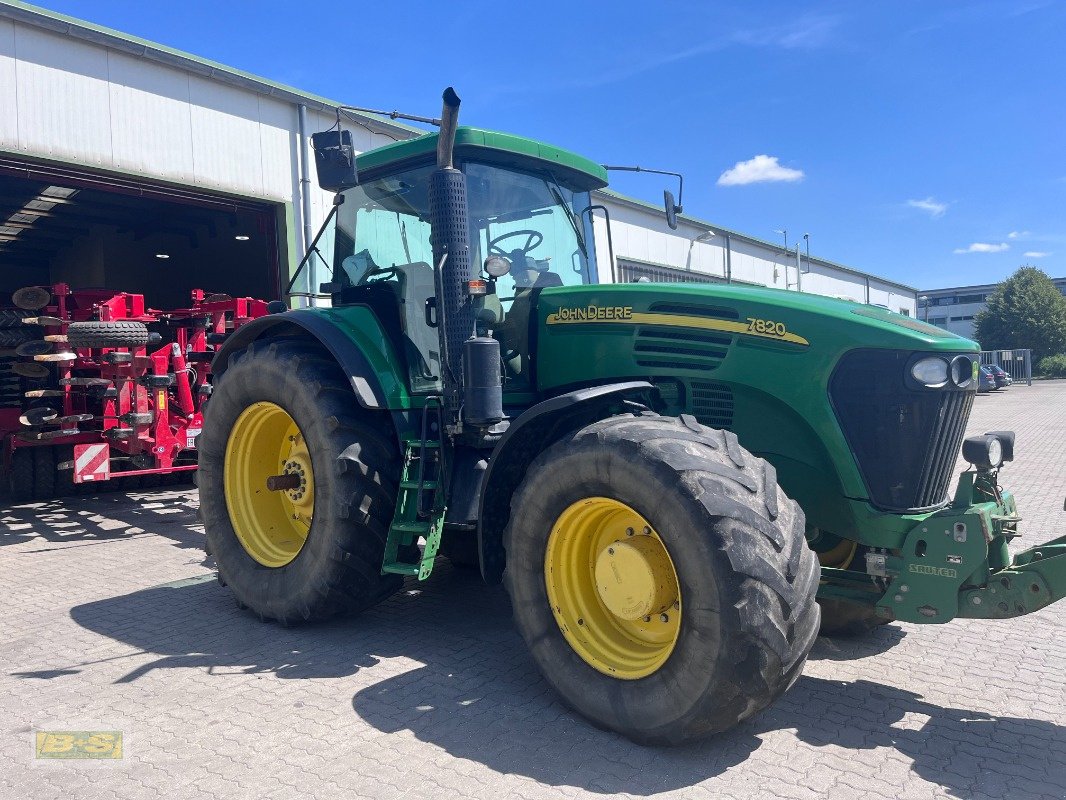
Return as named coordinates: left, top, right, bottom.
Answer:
left=918, top=295, right=930, bottom=322
left=802, top=233, right=810, bottom=273
left=685, top=230, right=716, bottom=272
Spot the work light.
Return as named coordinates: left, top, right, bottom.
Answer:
left=962, top=434, right=1004, bottom=469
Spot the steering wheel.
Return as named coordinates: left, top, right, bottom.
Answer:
left=489, top=229, right=543, bottom=257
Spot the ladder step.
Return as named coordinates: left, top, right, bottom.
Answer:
left=381, top=563, right=420, bottom=577
left=403, top=439, right=440, bottom=448
left=390, top=521, right=430, bottom=534
left=400, top=480, right=439, bottom=490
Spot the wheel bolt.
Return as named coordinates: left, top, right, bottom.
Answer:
left=660, top=613, right=669, bottom=623
left=607, top=547, right=615, bottom=556
left=643, top=526, right=651, bottom=535
left=577, top=618, right=584, bottom=626
left=643, top=616, right=651, bottom=623
left=626, top=527, right=635, bottom=537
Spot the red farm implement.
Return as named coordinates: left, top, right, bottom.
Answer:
left=0, top=283, right=270, bottom=501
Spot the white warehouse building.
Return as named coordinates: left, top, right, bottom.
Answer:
left=0, top=1, right=916, bottom=314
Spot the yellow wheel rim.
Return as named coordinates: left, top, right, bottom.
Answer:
left=224, top=402, right=314, bottom=568
left=544, top=497, right=681, bottom=680
left=817, top=538, right=858, bottom=569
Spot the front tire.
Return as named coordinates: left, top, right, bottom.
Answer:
left=503, top=414, right=820, bottom=745
left=197, top=339, right=402, bottom=624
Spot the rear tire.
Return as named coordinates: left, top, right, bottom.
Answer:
left=31, top=446, right=55, bottom=501
left=197, top=338, right=402, bottom=624
left=9, top=448, right=35, bottom=501
left=503, top=414, right=820, bottom=745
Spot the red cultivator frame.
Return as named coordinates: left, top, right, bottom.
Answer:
left=1, top=283, right=270, bottom=500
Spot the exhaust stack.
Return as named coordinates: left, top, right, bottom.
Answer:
left=429, top=88, right=474, bottom=425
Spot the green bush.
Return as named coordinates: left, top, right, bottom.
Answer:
left=1036, top=354, right=1066, bottom=378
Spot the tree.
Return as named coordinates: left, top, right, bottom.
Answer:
left=973, top=267, right=1066, bottom=362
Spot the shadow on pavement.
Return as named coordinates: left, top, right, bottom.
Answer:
left=63, top=562, right=1064, bottom=797
left=807, top=622, right=908, bottom=660
left=0, top=486, right=204, bottom=554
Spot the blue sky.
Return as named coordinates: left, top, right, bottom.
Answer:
left=38, top=0, right=1066, bottom=289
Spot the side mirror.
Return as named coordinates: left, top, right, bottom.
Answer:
left=311, top=130, right=358, bottom=192
left=664, top=190, right=681, bottom=230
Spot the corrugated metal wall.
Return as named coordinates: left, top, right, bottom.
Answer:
left=0, top=12, right=915, bottom=313
left=594, top=196, right=917, bottom=315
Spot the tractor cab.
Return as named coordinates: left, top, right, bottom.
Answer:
left=293, top=128, right=608, bottom=393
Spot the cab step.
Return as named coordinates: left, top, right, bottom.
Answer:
left=381, top=406, right=446, bottom=581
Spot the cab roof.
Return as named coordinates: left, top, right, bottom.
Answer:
left=355, top=126, right=609, bottom=192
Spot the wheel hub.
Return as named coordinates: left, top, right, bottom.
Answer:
left=594, top=537, right=677, bottom=621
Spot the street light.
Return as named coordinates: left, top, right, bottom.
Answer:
left=774, top=229, right=788, bottom=252
left=685, top=230, right=716, bottom=271
left=802, top=233, right=810, bottom=274
left=918, top=295, right=930, bottom=322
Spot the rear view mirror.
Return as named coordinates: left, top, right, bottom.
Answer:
left=311, top=130, right=358, bottom=192
left=664, top=190, right=680, bottom=230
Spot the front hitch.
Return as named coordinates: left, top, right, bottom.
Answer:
left=871, top=466, right=1065, bottom=624
left=957, top=533, right=1066, bottom=619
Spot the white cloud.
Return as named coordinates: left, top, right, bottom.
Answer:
left=717, top=155, right=805, bottom=186
left=1008, top=230, right=1031, bottom=239
left=953, top=242, right=1009, bottom=254
left=907, top=197, right=948, bottom=218
left=1024, top=250, right=1051, bottom=258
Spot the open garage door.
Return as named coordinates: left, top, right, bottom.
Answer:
left=0, top=156, right=282, bottom=308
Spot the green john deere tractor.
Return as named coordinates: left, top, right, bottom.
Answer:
left=198, top=89, right=1066, bottom=745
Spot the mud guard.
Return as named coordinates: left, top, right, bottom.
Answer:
left=477, top=381, right=655, bottom=584
left=210, top=311, right=386, bottom=409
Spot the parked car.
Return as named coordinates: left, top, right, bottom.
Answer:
left=978, top=365, right=998, bottom=393
left=988, top=365, right=1012, bottom=388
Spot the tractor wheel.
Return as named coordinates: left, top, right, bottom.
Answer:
left=197, top=339, right=402, bottom=624
left=503, top=414, right=820, bottom=745
left=0, top=308, right=29, bottom=328
left=0, top=327, right=39, bottom=348
left=31, top=446, right=55, bottom=501
left=9, top=448, right=35, bottom=501
left=67, top=321, right=149, bottom=349
left=52, top=446, right=76, bottom=498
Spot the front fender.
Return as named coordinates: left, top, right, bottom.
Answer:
left=212, top=308, right=404, bottom=410
left=477, top=381, right=655, bottom=584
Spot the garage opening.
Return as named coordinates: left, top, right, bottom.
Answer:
left=0, top=157, right=282, bottom=308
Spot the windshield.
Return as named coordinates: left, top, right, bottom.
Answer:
left=465, top=161, right=595, bottom=302
left=289, top=157, right=596, bottom=394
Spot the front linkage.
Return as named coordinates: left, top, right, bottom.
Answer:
left=821, top=431, right=1066, bottom=624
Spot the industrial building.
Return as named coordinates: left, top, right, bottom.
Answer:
left=0, top=1, right=917, bottom=314
left=919, top=277, right=1066, bottom=338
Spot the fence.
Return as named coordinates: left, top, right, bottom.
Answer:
left=980, top=349, right=1032, bottom=386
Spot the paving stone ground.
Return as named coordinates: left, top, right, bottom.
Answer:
left=1, top=381, right=1063, bottom=800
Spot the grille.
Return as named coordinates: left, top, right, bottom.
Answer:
left=689, top=381, right=734, bottom=429
left=829, top=349, right=975, bottom=512
left=633, top=302, right=738, bottom=373
left=634, top=328, right=730, bottom=372
left=913, top=390, right=973, bottom=507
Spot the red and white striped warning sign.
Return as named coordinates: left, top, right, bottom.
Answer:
left=73, top=443, right=110, bottom=484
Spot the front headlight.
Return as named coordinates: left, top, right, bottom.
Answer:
left=911, top=357, right=949, bottom=387
left=950, top=355, right=975, bottom=388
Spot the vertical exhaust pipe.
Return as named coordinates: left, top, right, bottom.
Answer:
left=429, top=88, right=473, bottom=425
